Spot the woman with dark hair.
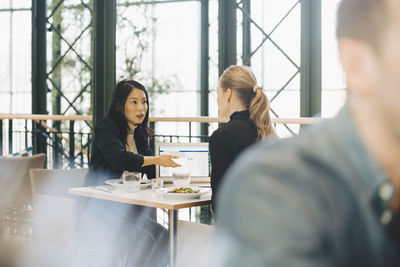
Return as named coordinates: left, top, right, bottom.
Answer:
left=78, top=80, right=178, bottom=267
left=85, top=79, right=179, bottom=186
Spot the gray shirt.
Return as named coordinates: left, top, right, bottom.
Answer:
left=212, top=107, right=400, bottom=267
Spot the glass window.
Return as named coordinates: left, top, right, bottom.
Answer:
left=322, top=0, right=346, bottom=117
left=0, top=2, right=10, bottom=9
left=12, top=10, right=31, bottom=113
left=208, top=0, right=219, bottom=119
left=0, top=1, right=31, bottom=113
left=11, top=0, right=31, bottom=9
left=249, top=0, right=301, bottom=137
left=117, top=0, right=201, bottom=138
left=0, top=12, right=11, bottom=106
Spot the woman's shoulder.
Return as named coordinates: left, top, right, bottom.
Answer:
left=210, top=123, right=228, bottom=140
left=94, top=118, right=120, bottom=134
left=209, top=122, right=237, bottom=144
left=210, top=119, right=256, bottom=144
left=211, top=119, right=250, bottom=136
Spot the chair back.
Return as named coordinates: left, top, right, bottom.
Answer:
left=30, top=168, right=88, bottom=202
left=29, top=168, right=88, bottom=247
left=176, top=220, right=215, bottom=267
left=0, top=153, right=46, bottom=209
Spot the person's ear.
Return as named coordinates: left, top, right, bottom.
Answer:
left=224, top=88, right=232, bottom=102
left=339, top=38, right=379, bottom=97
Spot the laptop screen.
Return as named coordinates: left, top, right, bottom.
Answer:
left=156, top=143, right=210, bottom=178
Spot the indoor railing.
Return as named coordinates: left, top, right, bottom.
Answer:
left=0, top=114, right=320, bottom=169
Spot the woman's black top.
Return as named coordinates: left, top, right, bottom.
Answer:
left=209, top=110, right=258, bottom=213
left=84, top=118, right=155, bottom=186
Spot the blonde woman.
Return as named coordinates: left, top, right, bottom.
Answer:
left=210, top=65, right=276, bottom=214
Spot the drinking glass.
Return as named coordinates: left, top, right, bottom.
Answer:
left=172, top=171, right=191, bottom=187
left=151, top=179, right=164, bottom=191
left=171, top=157, right=191, bottom=186
left=122, top=171, right=141, bottom=192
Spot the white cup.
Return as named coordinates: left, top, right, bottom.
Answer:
left=122, top=171, right=141, bottom=192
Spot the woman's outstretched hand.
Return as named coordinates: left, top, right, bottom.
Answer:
left=142, top=154, right=182, bottom=167
left=157, top=154, right=181, bottom=167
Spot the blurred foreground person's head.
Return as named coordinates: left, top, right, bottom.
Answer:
left=211, top=1, right=400, bottom=267
left=338, top=0, right=400, bottom=136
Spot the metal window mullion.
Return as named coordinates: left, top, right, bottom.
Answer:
left=242, top=0, right=250, bottom=66
left=32, top=0, right=48, bottom=155
left=32, top=0, right=47, bottom=115
left=218, top=0, right=237, bottom=76
left=93, top=0, right=116, bottom=123
left=51, top=0, right=63, bottom=169
left=51, top=0, right=63, bottom=118
left=200, top=0, right=209, bottom=141
left=300, top=0, right=321, bottom=117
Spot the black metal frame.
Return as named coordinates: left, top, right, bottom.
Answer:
left=301, top=0, right=322, bottom=117
left=241, top=0, right=251, bottom=66
left=32, top=0, right=48, bottom=155
left=200, top=0, right=209, bottom=140
left=218, top=0, right=237, bottom=76
left=93, top=0, right=116, bottom=123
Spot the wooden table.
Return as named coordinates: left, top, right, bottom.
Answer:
left=69, top=186, right=212, bottom=267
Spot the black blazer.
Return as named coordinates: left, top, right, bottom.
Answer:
left=209, top=110, right=258, bottom=213
left=84, top=118, right=155, bottom=186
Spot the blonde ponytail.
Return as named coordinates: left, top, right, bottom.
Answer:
left=219, top=65, right=276, bottom=139
left=249, top=87, right=276, bottom=139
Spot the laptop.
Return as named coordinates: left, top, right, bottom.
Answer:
left=155, top=142, right=210, bottom=183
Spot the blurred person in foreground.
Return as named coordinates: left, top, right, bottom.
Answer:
left=77, top=80, right=180, bottom=267
left=209, top=65, right=275, bottom=215
left=212, top=0, right=400, bottom=266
